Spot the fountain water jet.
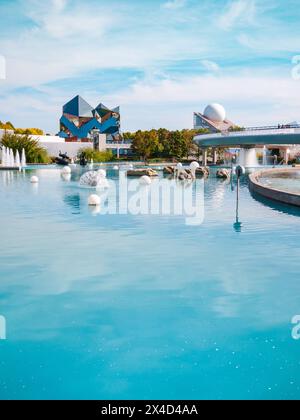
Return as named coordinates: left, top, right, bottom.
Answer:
left=237, top=148, right=259, bottom=168
left=15, top=150, right=21, bottom=168
left=21, top=149, right=27, bottom=168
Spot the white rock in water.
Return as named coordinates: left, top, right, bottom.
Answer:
left=140, top=175, right=152, bottom=186
left=62, top=166, right=71, bottom=175
left=30, top=176, right=39, bottom=183
left=88, top=194, right=101, bottom=206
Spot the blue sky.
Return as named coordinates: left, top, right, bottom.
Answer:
left=0, top=0, right=300, bottom=133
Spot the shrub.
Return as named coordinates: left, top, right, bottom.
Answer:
left=1, top=133, right=50, bottom=164
left=78, top=148, right=114, bottom=162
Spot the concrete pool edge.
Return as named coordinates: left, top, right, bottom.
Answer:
left=249, top=168, right=300, bottom=207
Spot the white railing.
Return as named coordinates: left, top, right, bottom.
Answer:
left=195, top=128, right=300, bottom=141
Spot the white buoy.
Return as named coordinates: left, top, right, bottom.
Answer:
left=176, top=163, right=183, bottom=178
left=88, top=194, right=101, bottom=206
left=190, top=161, right=200, bottom=170
left=190, top=161, right=200, bottom=179
left=61, top=173, right=71, bottom=182
left=61, top=166, right=71, bottom=175
left=97, top=169, right=106, bottom=179
left=30, top=176, right=39, bottom=183
left=113, top=165, right=119, bottom=171
left=140, top=175, right=152, bottom=185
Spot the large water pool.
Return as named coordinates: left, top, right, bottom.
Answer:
left=260, top=171, right=300, bottom=194
left=0, top=165, right=300, bottom=400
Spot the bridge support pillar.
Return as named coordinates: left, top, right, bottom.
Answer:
left=202, top=149, right=208, bottom=166
left=212, top=148, right=218, bottom=165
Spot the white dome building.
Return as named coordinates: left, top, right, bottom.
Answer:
left=203, top=104, right=226, bottom=123
left=194, top=103, right=234, bottom=133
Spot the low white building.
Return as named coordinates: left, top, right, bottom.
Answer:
left=32, top=134, right=132, bottom=159
left=1, top=130, right=132, bottom=159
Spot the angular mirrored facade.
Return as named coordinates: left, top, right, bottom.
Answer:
left=58, top=95, right=121, bottom=141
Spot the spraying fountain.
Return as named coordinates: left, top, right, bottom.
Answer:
left=237, top=147, right=259, bottom=168
left=262, top=146, right=268, bottom=166
left=21, top=149, right=27, bottom=168
left=1, top=146, right=27, bottom=169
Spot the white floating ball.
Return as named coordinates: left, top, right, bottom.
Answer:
left=190, top=161, right=200, bottom=170
left=30, top=176, right=39, bottom=184
left=113, top=165, right=119, bottom=170
left=97, top=169, right=106, bottom=179
left=140, top=175, right=152, bottom=186
left=88, top=194, right=101, bottom=206
left=62, top=166, right=71, bottom=175
left=61, top=174, right=71, bottom=182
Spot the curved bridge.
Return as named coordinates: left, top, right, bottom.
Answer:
left=194, top=128, right=300, bottom=148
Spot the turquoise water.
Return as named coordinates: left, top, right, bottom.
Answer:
left=260, top=171, right=300, bottom=194
left=0, top=166, right=300, bottom=400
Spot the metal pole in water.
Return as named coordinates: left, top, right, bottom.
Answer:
left=233, top=165, right=245, bottom=232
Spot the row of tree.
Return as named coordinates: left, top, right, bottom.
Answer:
left=0, top=120, right=44, bottom=135
left=123, top=128, right=210, bottom=162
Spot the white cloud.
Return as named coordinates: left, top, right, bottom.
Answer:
left=26, top=0, right=111, bottom=39
left=0, top=54, right=6, bottom=79
left=0, top=0, right=299, bottom=133
left=218, top=0, right=257, bottom=30
left=162, top=0, right=187, bottom=10
left=105, top=72, right=300, bottom=130
left=201, top=60, right=220, bottom=73
left=2, top=70, right=297, bottom=133
left=52, top=0, right=68, bottom=12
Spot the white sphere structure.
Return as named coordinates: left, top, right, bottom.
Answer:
left=61, top=166, right=71, bottom=175
left=203, top=104, right=226, bottom=122
left=88, top=194, right=101, bottom=206
left=30, top=176, right=39, bottom=184
left=140, top=175, right=152, bottom=186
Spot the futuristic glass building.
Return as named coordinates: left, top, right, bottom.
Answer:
left=58, top=95, right=121, bottom=141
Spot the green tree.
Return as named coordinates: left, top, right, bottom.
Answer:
left=0, top=121, right=15, bottom=130
left=78, top=148, right=113, bottom=162
left=132, top=130, right=161, bottom=163
left=15, top=128, right=44, bottom=135
left=167, top=131, right=188, bottom=159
